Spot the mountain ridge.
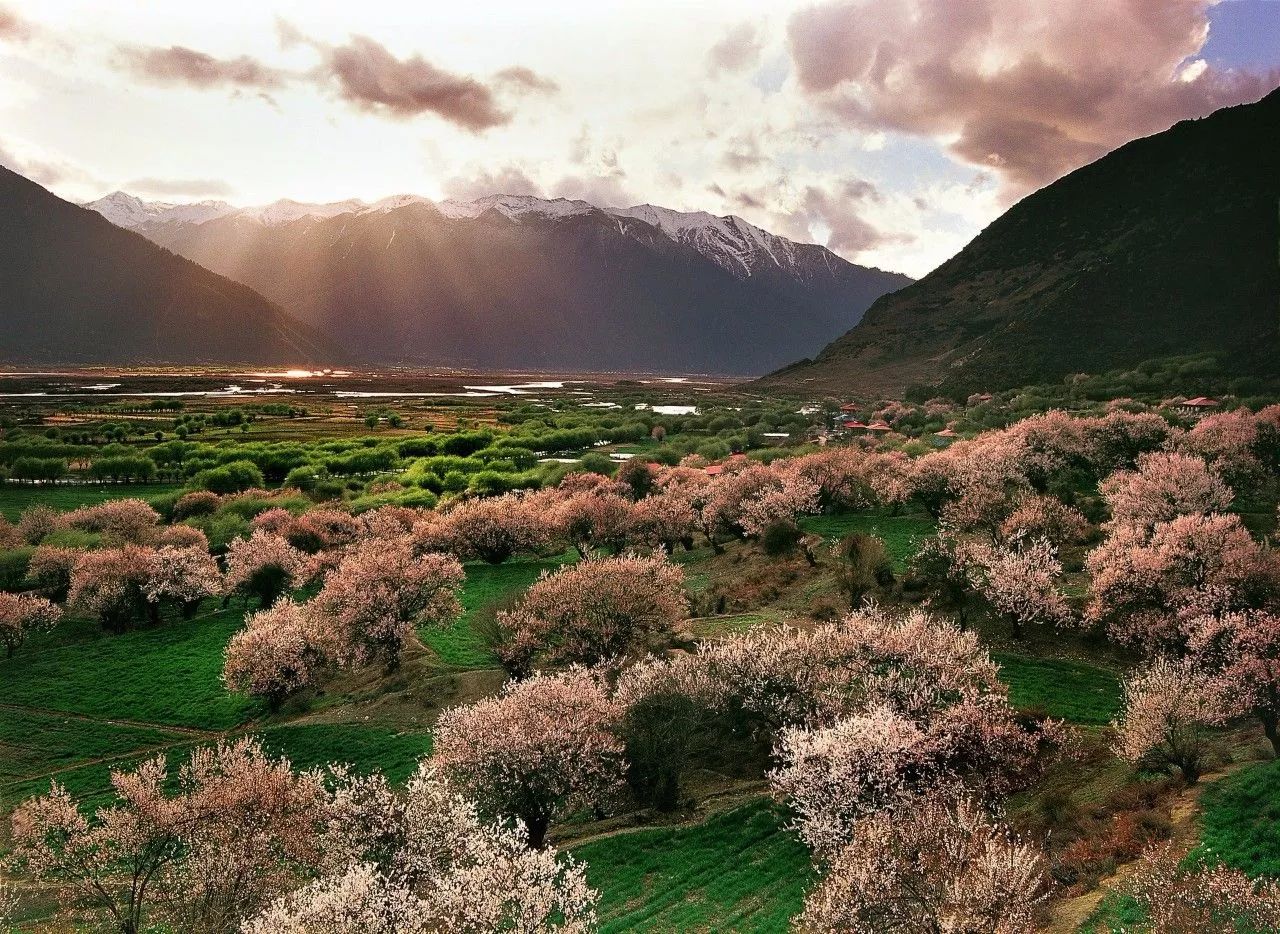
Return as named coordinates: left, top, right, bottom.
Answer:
left=86, top=191, right=908, bottom=283
left=85, top=191, right=912, bottom=375
left=756, top=87, right=1280, bottom=397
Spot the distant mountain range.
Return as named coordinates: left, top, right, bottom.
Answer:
left=84, top=192, right=912, bottom=375
left=759, top=88, right=1280, bottom=397
left=0, top=166, right=336, bottom=366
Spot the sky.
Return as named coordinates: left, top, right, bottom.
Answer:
left=0, top=0, right=1276, bottom=278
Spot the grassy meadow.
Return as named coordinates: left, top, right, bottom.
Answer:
left=0, top=482, right=174, bottom=520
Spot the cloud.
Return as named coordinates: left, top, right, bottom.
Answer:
left=315, top=35, right=510, bottom=130
left=0, top=4, right=31, bottom=42
left=720, top=132, right=766, bottom=170
left=551, top=173, right=635, bottom=209
left=118, top=44, right=288, bottom=90
left=493, top=66, right=559, bottom=95
left=707, top=22, right=764, bottom=75
left=788, top=182, right=895, bottom=253
left=0, top=139, right=97, bottom=189
left=442, top=165, right=544, bottom=200
left=125, top=176, right=235, bottom=198
left=117, top=26, right=551, bottom=133
left=786, top=0, right=1280, bottom=195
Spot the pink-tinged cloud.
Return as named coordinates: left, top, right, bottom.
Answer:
left=493, top=66, right=559, bottom=95
left=318, top=35, right=511, bottom=130
left=443, top=165, right=544, bottom=200
left=118, top=27, right=554, bottom=133
left=0, top=4, right=30, bottom=41
left=789, top=181, right=895, bottom=253
left=787, top=0, right=1280, bottom=194
left=707, top=22, right=764, bottom=75
left=119, top=45, right=288, bottom=89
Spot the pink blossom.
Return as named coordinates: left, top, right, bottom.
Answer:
left=1086, top=513, right=1280, bottom=652
left=1099, top=451, right=1233, bottom=533
left=495, top=553, right=688, bottom=674
left=1124, top=841, right=1280, bottom=933
left=248, top=764, right=598, bottom=933
left=311, top=538, right=464, bottom=669
left=549, top=490, right=634, bottom=557
left=25, top=545, right=79, bottom=600
left=64, top=498, right=161, bottom=543
left=225, top=530, right=305, bottom=607
left=432, top=669, right=626, bottom=849
left=68, top=545, right=159, bottom=631
left=415, top=493, right=548, bottom=564
left=1112, top=656, right=1225, bottom=784
left=10, top=739, right=325, bottom=934
left=143, top=545, right=223, bottom=617
left=797, top=792, right=1049, bottom=932
left=0, top=591, right=61, bottom=657
left=959, top=535, right=1073, bottom=638
left=223, top=601, right=328, bottom=709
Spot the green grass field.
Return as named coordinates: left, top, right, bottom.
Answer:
left=420, top=556, right=570, bottom=669
left=575, top=801, right=811, bottom=933
left=798, top=512, right=936, bottom=572
left=0, top=608, right=257, bottom=729
left=0, top=708, right=187, bottom=784
left=0, top=483, right=175, bottom=520
left=1193, top=758, right=1280, bottom=876
left=256, top=722, right=433, bottom=784
left=992, top=653, right=1123, bottom=725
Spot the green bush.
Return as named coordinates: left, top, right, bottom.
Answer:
left=193, top=460, right=265, bottom=494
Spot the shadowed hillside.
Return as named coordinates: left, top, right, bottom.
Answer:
left=759, top=88, right=1280, bottom=397
left=0, top=166, right=336, bottom=366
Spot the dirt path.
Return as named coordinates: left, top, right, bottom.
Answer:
left=0, top=702, right=224, bottom=738
left=1042, top=766, right=1244, bottom=933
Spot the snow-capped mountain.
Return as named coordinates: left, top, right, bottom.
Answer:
left=86, top=191, right=868, bottom=282
left=87, top=191, right=235, bottom=229
left=83, top=189, right=912, bottom=374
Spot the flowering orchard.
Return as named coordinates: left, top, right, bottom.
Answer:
left=5, top=398, right=1280, bottom=930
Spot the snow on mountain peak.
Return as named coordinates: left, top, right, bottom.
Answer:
left=235, top=198, right=366, bottom=225
left=435, top=193, right=596, bottom=221
left=614, top=203, right=797, bottom=275
left=84, top=190, right=825, bottom=279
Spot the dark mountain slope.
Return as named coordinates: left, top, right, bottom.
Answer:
left=0, top=167, right=336, bottom=365
left=759, top=88, right=1280, bottom=397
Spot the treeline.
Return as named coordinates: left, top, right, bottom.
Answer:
left=0, top=401, right=819, bottom=501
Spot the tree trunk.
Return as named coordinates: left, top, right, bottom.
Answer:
left=525, top=812, right=550, bottom=850
left=1263, top=712, right=1280, bottom=758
